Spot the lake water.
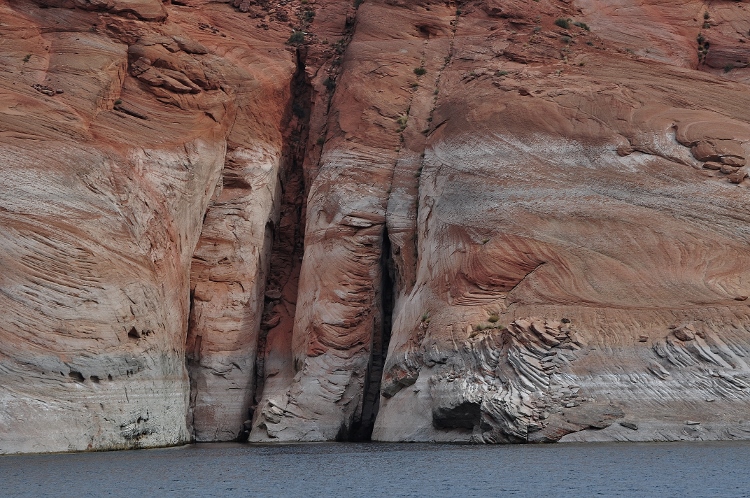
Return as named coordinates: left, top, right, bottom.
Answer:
left=1, top=441, right=749, bottom=497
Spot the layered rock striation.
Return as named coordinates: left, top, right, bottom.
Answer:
left=3, top=0, right=750, bottom=453
left=0, top=0, right=295, bottom=452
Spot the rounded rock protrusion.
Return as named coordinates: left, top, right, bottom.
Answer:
left=673, top=324, right=696, bottom=342
left=729, top=170, right=747, bottom=184
left=720, top=164, right=739, bottom=175
left=616, top=145, right=633, bottom=157
left=721, top=155, right=746, bottom=167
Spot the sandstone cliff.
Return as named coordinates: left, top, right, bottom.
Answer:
left=2, top=0, right=750, bottom=454
left=0, top=0, right=296, bottom=452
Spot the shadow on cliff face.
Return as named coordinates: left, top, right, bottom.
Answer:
left=349, top=227, right=395, bottom=441
left=245, top=47, right=312, bottom=442
left=186, top=33, right=312, bottom=443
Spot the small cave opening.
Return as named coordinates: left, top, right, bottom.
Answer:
left=432, top=401, right=482, bottom=430
left=69, top=371, right=85, bottom=383
left=416, top=23, right=440, bottom=39
left=350, top=227, right=395, bottom=441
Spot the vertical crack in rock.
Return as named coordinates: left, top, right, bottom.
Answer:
left=185, top=138, right=283, bottom=442
left=186, top=314, right=201, bottom=438
left=385, top=4, right=459, bottom=297
left=185, top=40, right=303, bottom=443
left=248, top=0, right=377, bottom=443
left=350, top=227, right=395, bottom=441
left=251, top=48, right=311, bottom=440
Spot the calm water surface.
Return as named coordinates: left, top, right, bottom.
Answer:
left=1, top=441, right=749, bottom=497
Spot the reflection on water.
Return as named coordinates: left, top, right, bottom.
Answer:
left=1, top=441, right=749, bottom=497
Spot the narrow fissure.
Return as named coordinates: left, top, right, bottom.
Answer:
left=250, top=47, right=311, bottom=433
left=249, top=2, right=361, bottom=441
left=186, top=291, right=200, bottom=441
left=350, top=226, right=395, bottom=441
left=414, top=7, right=459, bottom=257
left=305, top=1, right=361, bottom=187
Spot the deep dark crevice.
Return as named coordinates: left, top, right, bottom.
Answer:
left=251, top=47, right=310, bottom=421
left=185, top=308, right=201, bottom=441
left=185, top=288, right=198, bottom=440
left=350, top=227, right=395, bottom=441
left=188, top=2, right=361, bottom=443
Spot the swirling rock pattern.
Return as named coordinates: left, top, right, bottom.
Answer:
left=0, top=0, right=294, bottom=453
left=254, top=0, right=750, bottom=444
left=3, top=0, right=750, bottom=453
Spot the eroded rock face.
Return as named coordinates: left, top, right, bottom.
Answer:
left=370, top=2, right=750, bottom=443
left=186, top=144, right=282, bottom=442
left=4, top=0, right=750, bottom=453
left=252, top=0, right=750, bottom=444
left=0, top=0, right=295, bottom=453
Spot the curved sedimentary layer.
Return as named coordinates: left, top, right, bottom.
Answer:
left=375, top=115, right=750, bottom=442
left=0, top=0, right=295, bottom=453
left=4, top=0, right=750, bottom=453
left=250, top=0, right=750, bottom=444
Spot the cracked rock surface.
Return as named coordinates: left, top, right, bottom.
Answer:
left=3, top=0, right=750, bottom=453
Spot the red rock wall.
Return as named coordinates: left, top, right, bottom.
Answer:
left=3, top=0, right=750, bottom=453
left=0, top=0, right=295, bottom=452
left=252, top=0, right=750, bottom=443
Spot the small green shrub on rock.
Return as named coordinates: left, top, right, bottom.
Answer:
left=287, top=31, right=305, bottom=45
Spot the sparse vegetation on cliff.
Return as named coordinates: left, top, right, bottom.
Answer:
left=287, top=30, right=305, bottom=45
left=6, top=0, right=750, bottom=455
left=396, top=114, right=408, bottom=131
